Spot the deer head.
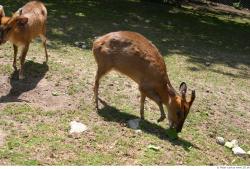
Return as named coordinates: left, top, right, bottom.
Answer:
left=167, top=82, right=196, bottom=133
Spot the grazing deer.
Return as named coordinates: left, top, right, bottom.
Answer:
left=93, top=31, right=196, bottom=132
left=0, top=1, right=48, bottom=80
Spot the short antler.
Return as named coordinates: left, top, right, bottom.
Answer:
left=189, top=90, right=196, bottom=106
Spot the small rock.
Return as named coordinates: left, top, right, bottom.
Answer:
left=74, top=42, right=80, bottom=46
left=134, top=129, right=142, bottom=134
left=81, top=45, right=87, bottom=49
left=205, top=62, right=211, bottom=66
left=247, top=151, right=250, bottom=156
left=216, top=137, right=225, bottom=145
left=52, top=91, right=59, bottom=96
left=232, top=146, right=246, bottom=156
left=161, top=38, right=167, bottom=42
left=124, top=19, right=128, bottom=22
left=225, top=141, right=234, bottom=149
left=112, top=22, right=119, bottom=26
left=231, top=139, right=238, bottom=148
left=147, top=144, right=160, bottom=151
left=74, top=41, right=85, bottom=48
left=127, top=119, right=141, bottom=129
left=225, top=140, right=238, bottom=149
left=145, top=19, right=151, bottom=23
left=69, top=121, right=87, bottom=134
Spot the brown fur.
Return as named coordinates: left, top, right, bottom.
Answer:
left=0, top=1, right=48, bottom=79
left=93, top=31, right=196, bottom=132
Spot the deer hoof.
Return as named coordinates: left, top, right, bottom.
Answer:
left=157, top=115, right=166, bottom=123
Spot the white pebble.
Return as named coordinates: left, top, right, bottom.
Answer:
left=231, top=139, right=238, bottom=148
left=216, top=136, right=225, bottom=145
left=232, top=146, right=246, bottom=156
left=225, top=141, right=234, bottom=149
left=135, top=129, right=142, bottom=134
left=127, top=119, right=141, bottom=129
left=69, top=121, right=87, bottom=134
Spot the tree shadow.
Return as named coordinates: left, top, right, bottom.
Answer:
left=0, top=61, right=48, bottom=103
left=97, top=98, right=200, bottom=151
left=2, top=0, right=250, bottom=78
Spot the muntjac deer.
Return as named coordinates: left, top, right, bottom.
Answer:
left=0, top=1, right=48, bottom=80
left=93, top=31, right=196, bottom=132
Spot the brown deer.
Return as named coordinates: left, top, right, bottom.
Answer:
left=93, top=31, right=196, bottom=133
left=0, top=1, right=48, bottom=80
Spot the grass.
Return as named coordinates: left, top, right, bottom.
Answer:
left=0, top=0, right=250, bottom=165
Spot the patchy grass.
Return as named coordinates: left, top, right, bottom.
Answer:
left=0, top=0, right=249, bottom=165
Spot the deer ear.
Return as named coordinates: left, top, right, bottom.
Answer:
left=179, top=82, right=187, bottom=98
left=18, top=9, right=22, bottom=15
left=189, top=90, right=196, bottom=106
left=0, top=5, right=5, bottom=18
left=17, top=16, right=28, bottom=26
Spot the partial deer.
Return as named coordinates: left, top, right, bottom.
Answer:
left=0, top=1, right=48, bottom=80
left=93, top=31, right=196, bottom=132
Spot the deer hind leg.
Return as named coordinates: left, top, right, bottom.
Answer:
left=19, top=44, right=29, bottom=80
left=40, top=32, right=48, bottom=63
left=13, top=44, right=18, bottom=71
left=139, top=90, right=146, bottom=120
left=94, top=66, right=111, bottom=111
left=140, top=86, right=166, bottom=122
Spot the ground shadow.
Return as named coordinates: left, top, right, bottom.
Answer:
left=2, top=0, right=250, bottom=76
left=97, top=98, right=199, bottom=151
left=0, top=61, right=48, bottom=103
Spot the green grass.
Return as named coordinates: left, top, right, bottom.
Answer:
left=0, top=0, right=249, bottom=165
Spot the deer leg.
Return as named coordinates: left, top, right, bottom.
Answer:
left=140, top=86, right=166, bottom=122
left=139, top=90, right=146, bottom=120
left=40, top=34, right=48, bottom=63
left=13, top=44, right=18, bottom=71
left=157, top=102, right=166, bottom=123
left=94, top=67, right=110, bottom=111
left=19, top=44, right=29, bottom=80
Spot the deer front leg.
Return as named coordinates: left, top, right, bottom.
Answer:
left=139, top=91, right=146, bottom=120
left=19, top=44, right=29, bottom=80
left=157, top=102, right=166, bottom=123
left=140, top=86, right=166, bottom=122
left=13, top=44, right=18, bottom=71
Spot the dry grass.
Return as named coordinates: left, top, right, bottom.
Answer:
left=0, top=0, right=249, bottom=165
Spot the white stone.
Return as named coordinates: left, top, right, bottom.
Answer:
left=135, top=129, right=142, bottom=134
left=225, top=140, right=239, bottom=149
left=127, top=119, right=141, bottom=129
left=161, top=38, right=167, bottom=42
left=232, top=146, right=246, bottom=156
left=148, top=144, right=160, bottom=151
left=69, top=121, right=87, bottom=134
left=225, top=141, right=234, bottom=149
left=216, top=137, right=225, bottom=145
left=231, top=139, right=238, bottom=148
left=81, top=45, right=87, bottom=49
